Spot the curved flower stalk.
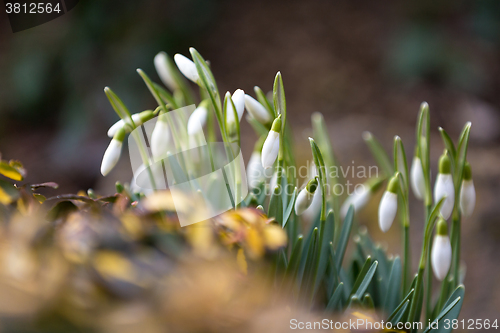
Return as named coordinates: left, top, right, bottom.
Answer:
left=244, top=94, right=272, bottom=125
left=154, top=52, right=179, bottom=91
left=431, top=218, right=452, bottom=281
left=410, top=154, right=425, bottom=200
left=295, top=177, right=318, bottom=215
left=101, top=128, right=125, bottom=176
left=174, top=53, right=200, bottom=84
left=460, top=162, right=475, bottom=217
left=434, top=150, right=454, bottom=219
left=187, top=103, right=209, bottom=136
left=107, top=110, right=155, bottom=138
left=261, top=115, right=281, bottom=169
left=340, top=178, right=383, bottom=219
left=378, top=174, right=399, bottom=232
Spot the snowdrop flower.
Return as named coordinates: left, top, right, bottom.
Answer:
left=295, top=178, right=319, bottom=215
left=187, top=103, right=208, bottom=136
left=174, top=54, right=199, bottom=84
left=434, top=150, right=454, bottom=219
left=460, top=162, right=475, bottom=217
left=261, top=115, right=281, bottom=169
left=101, top=128, right=125, bottom=176
left=431, top=218, right=452, bottom=281
left=244, top=94, right=272, bottom=124
left=226, top=90, right=245, bottom=129
left=410, top=155, right=426, bottom=200
left=107, top=110, right=154, bottom=138
left=247, top=151, right=265, bottom=189
left=154, top=52, right=178, bottom=91
left=151, top=113, right=170, bottom=161
left=378, top=174, right=399, bottom=232
left=341, top=178, right=383, bottom=219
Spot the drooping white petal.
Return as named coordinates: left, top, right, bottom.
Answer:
left=460, top=179, right=476, bottom=217
left=107, top=113, right=142, bottom=138
left=154, top=52, right=178, bottom=91
left=410, top=157, right=426, bottom=200
left=261, top=131, right=279, bottom=169
left=341, top=186, right=371, bottom=218
left=295, top=188, right=314, bottom=215
left=434, top=173, right=455, bottom=219
left=247, top=151, right=265, bottom=189
left=174, top=54, right=199, bottom=83
left=151, top=119, right=170, bottom=161
left=244, top=94, right=271, bottom=124
left=378, top=191, right=398, bottom=232
left=302, top=187, right=322, bottom=221
left=101, top=139, right=123, bottom=176
left=187, top=106, right=208, bottom=136
left=431, top=235, right=452, bottom=281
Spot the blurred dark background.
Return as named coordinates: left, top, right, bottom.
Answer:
left=1, top=0, right=500, bottom=323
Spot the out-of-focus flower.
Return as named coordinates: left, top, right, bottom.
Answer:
left=295, top=177, right=318, bottom=215
left=226, top=89, right=245, bottom=125
left=247, top=151, right=265, bottom=189
left=174, top=54, right=199, bottom=84
left=101, top=128, right=125, bottom=176
left=378, top=175, right=398, bottom=232
left=244, top=94, right=271, bottom=124
left=431, top=218, right=452, bottom=281
left=216, top=208, right=287, bottom=259
left=261, top=115, right=281, bottom=169
left=341, top=178, right=383, bottom=219
left=154, top=51, right=179, bottom=91
left=434, top=150, right=454, bottom=219
left=460, top=162, right=475, bottom=217
left=187, top=104, right=208, bottom=136
left=410, top=155, right=425, bottom=200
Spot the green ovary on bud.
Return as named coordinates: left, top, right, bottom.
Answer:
left=460, top=162, right=475, bottom=217
left=295, top=177, right=318, bottom=215
left=431, top=218, right=452, bottom=281
left=438, top=150, right=451, bottom=174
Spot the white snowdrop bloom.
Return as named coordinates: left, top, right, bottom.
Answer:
left=174, top=54, right=199, bottom=84
left=295, top=178, right=319, bottom=215
left=302, top=187, right=322, bottom=221
left=431, top=218, right=452, bottom=281
left=187, top=105, right=208, bottom=136
left=410, top=156, right=426, bottom=200
left=434, top=151, right=454, bottom=219
left=247, top=151, right=265, bottom=189
left=378, top=175, right=399, bottom=232
left=101, top=128, right=125, bottom=176
left=261, top=115, right=281, bottom=169
left=154, top=52, right=178, bottom=91
left=341, top=185, right=370, bottom=219
left=244, top=94, right=271, bottom=124
left=269, top=171, right=278, bottom=193
left=226, top=90, right=245, bottom=126
left=107, top=110, right=154, bottom=138
left=460, top=162, right=475, bottom=217
left=151, top=114, right=170, bottom=161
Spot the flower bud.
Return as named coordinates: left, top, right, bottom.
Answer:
left=101, top=128, right=125, bottom=176
left=247, top=151, right=265, bottom=189
left=261, top=115, right=281, bottom=169
left=341, top=178, right=383, bottom=218
left=378, top=175, right=399, bottom=232
left=187, top=104, right=208, bottom=136
left=434, top=150, right=454, bottom=219
left=295, top=178, right=318, bottom=215
left=431, top=218, right=452, bottom=281
left=174, top=54, right=199, bottom=84
left=410, top=155, right=425, bottom=200
left=244, top=94, right=271, bottom=124
left=154, top=52, right=179, bottom=91
left=226, top=89, right=245, bottom=125
left=151, top=114, right=170, bottom=161
left=460, top=162, right=475, bottom=217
